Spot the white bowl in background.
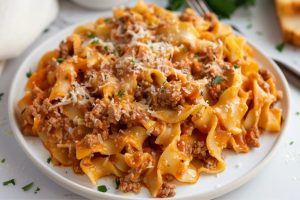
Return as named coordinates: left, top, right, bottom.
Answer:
left=71, top=0, right=129, bottom=10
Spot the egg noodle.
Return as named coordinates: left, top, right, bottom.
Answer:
left=18, top=1, right=282, bottom=197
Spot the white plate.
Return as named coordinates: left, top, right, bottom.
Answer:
left=8, top=21, right=291, bottom=199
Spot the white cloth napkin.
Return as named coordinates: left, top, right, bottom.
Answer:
left=0, top=0, right=59, bottom=75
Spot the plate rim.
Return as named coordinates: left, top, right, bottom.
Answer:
left=8, top=20, right=291, bottom=200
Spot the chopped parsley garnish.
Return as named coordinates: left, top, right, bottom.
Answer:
left=3, top=179, right=15, bottom=186
left=0, top=93, right=3, bottom=101
left=91, top=39, right=99, bottom=45
left=22, top=182, right=34, bottom=191
left=117, top=90, right=125, bottom=97
left=131, top=59, right=137, bottom=65
left=166, top=0, right=185, bottom=11
left=43, top=28, right=49, bottom=33
left=104, top=46, right=109, bottom=52
left=276, top=42, right=285, bottom=52
left=104, top=18, right=111, bottom=23
left=234, top=64, right=239, bottom=69
left=57, top=57, right=64, bottom=64
left=34, top=187, right=40, bottom=194
left=115, top=178, right=120, bottom=189
left=289, top=141, right=294, bottom=145
left=26, top=70, right=32, bottom=78
left=181, top=47, right=188, bottom=53
left=296, top=112, right=300, bottom=116
left=1, top=158, right=5, bottom=163
left=246, top=24, right=252, bottom=29
left=194, top=53, right=200, bottom=59
left=212, top=76, right=223, bottom=84
left=87, top=33, right=96, bottom=38
left=97, top=185, right=107, bottom=192
left=47, top=157, right=51, bottom=164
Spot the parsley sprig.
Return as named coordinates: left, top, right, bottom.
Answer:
left=26, top=70, right=32, bottom=78
left=97, top=185, right=107, bottom=192
left=276, top=42, right=285, bottom=52
left=3, top=179, right=15, bottom=186
left=212, top=76, right=224, bottom=84
left=117, top=90, right=125, bottom=97
left=22, top=182, right=34, bottom=191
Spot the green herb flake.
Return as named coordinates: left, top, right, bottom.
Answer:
left=212, top=76, right=223, bottom=85
left=117, top=90, right=125, bottom=97
left=3, top=179, right=15, bottom=186
left=87, top=33, right=96, bottom=38
left=166, top=0, right=185, bottom=11
left=43, top=28, right=49, bottom=33
left=194, top=53, right=200, bottom=59
left=97, top=185, right=108, bottom=192
left=131, top=59, right=137, bottom=65
left=22, top=182, right=34, bottom=191
left=47, top=157, right=51, bottom=164
left=181, top=47, right=188, bottom=53
left=91, top=39, right=99, bottom=45
left=0, top=93, right=3, bottom=101
left=1, top=158, right=5, bottom=163
left=234, top=64, right=239, bottom=69
left=115, top=178, right=120, bottom=189
left=296, top=112, right=300, bottom=116
left=26, top=70, right=32, bottom=78
left=104, top=46, right=109, bottom=52
left=34, top=187, right=40, bottom=194
left=104, top=18, right=111, bottom=23
left=246, top=24, right=252, bottom=29
left=57, top=58, right=64, bottom=64
left=289, top=141, right=294, bottom=145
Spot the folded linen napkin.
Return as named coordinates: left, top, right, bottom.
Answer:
left=0, top=0, right=59, bottom=75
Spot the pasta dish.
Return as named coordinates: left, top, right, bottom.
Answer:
left=17, top=1, right=283, bottom=198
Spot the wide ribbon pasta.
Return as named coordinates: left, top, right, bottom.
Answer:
left=17, top=0, right=283, bottom=198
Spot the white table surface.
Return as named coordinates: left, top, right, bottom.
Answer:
left=0, top=0, right=300, bottom=199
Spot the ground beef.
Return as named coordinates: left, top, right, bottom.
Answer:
left=245, top=128, right=260, bottom=147
left=203, top=12, right=218, bottom=30
left=191, top=140, right=208, bottom=159
left=184, top=139, right=218, bottom=169
left=20, top=86, right=46, bottom=126
left=163, top=174, right=175, bottom=182
left=259, top=69, right=272, bottom=81
left=118, top=169, right=142, bottom=193
left=177, top=140, right=186, bottom=152
left=48, top=117, right=62, bottom=129
left=157, top=182, right=176, bottom=198
left=207, top=83, right=222, bottom=102
left=157, top=81, right=184, bottom=108
left=59, top=41, right=73, bottom=59
left=118, top=152, right=153, bottom=193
